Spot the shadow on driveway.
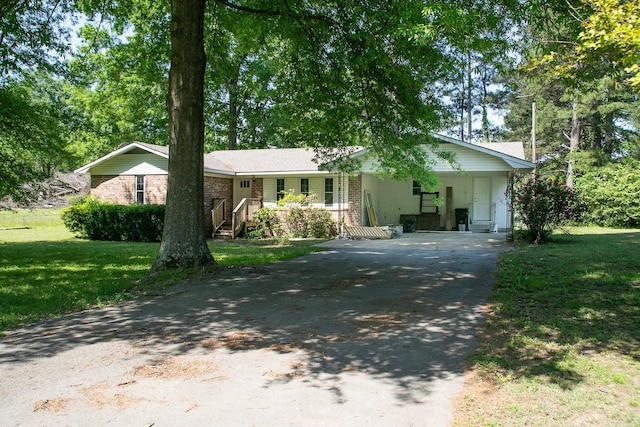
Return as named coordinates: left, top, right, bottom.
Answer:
left=0, top=232, right=509, bottom=426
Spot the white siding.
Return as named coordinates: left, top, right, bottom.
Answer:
left=309, top=178, right=322, bottom=197
left=261, top=174, right=344, bottom=207
left=359, top=144, right=515, bottom=174
left=376, top=172, right=512, bottom=229
left=433, top=145, right=512, bottom=172
left=263, top=177, right=276, bottom=204
left=91, top=154, right=168, bottom=175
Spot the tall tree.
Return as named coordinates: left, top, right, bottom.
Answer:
left=0, top=0, right=72, bottom=84
left=65, top=14, right=170, bottom=162
left=152, top=0, right=213, bottom=271
left=0, top=72, right=72, bottom=201
left=150, top=0, right=524, bottom=270
left=577, top=0, right=640, bottom=92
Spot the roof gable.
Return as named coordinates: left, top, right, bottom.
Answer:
left=76, top=136, right=533, bottom=177
left=431, top=133, right=533, bottom=169
left=75, top=142, right=169, bottom=174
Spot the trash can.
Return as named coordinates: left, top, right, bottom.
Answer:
left=454, top=208, right=468, bottom=231
left=403, top=216, right=416, bottom=233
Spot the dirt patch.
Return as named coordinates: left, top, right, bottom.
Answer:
left=82, top=383, right=145, bottom=410
left=33, top=397, right=73, bottom=413
left=263, top=359, right=307, bottom=380
left=132, top=356, right=217, bottom=379
left=199, top=331, right=266, bottom=351
left=352, top=312, right=406, bottom=337
left=451, top=369, right=506, bottom=426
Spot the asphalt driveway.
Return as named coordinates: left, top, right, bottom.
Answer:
left=0, top=232, right=508, bottom=426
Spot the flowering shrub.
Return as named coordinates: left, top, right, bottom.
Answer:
left=511, top=175, right=584, bottom=244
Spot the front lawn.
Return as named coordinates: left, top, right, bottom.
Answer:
left=0, top=209, right=323, bottom=333
left=455, top=227, right=640, bottom=426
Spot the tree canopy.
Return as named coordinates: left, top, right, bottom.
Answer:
left=2, top=0, right=640, bottom=265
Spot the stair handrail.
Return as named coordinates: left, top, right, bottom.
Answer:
left=231, top=198, right=262, bottom=239
left=211, top=198, right=226, bottom=235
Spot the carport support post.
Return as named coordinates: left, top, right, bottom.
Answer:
left=445, top=187, right=453, bottom=231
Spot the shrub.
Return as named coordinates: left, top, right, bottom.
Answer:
left=251, top=205, right=337, bottom=239
left=305, top=208, right=338, bottom=239
left=61, top=199, right=165, bottom=242
left=277, top=190, right=317, bottom=207
left=574, top=161, right=640, bottom=228
left=283, top=206, right=307, bottom=237
left=510, top=175, right=584, bottom=244
left=253, top=207, right=284, bottom=238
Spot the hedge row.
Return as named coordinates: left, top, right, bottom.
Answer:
left=61, top=199, right=165, bottom=242
left=575, top=161, right=640, bottom=228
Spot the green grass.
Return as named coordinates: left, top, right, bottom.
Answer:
left=455, top=227, right=640, bottom=426
left=0, top=209, right=323, bottom=333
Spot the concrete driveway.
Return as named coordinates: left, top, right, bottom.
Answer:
left=0, top=232, right=508, bottom=426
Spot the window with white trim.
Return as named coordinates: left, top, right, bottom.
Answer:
left=324, top=178, right=334, bottom=206
left=300, top=178, right=309, bottom=196
left=136, top=175, right=145, bottom=204
left=412, top=180, right=422, bottom=196
left=240, top=179, right=251, bottom=188
left=276, top=178, right=285, bottom=201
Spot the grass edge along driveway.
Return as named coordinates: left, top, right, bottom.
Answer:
left=0, top=214, right=322, bottom=333
left=454, top=227, right=640, bottom=426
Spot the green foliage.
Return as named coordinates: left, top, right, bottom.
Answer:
left=0, top=72, right=73, bottom=202
left=0, top=0, right=71, bottom=82
left=0, top=211, right=322, bottom=332
left=511, top=175, right=584, bottom=244
left=465, top=229, right=640, bottom=424
left=577, top=0, right=640, bottom=92
left=277, top=190, right=317, bottom=207
left=252, top=205, right=337, bottom=239
left=575, top=160, right=640, bottom=227
left=303, top=208, right=338, bottom=239
left=61, top=199, right=165, bottom=242
left=252, top=207, right=284, bottom=238
left=65, top=14, right=170, bottom=163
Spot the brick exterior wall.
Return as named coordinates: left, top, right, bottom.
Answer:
left=347, top=174, right=362, bottom=226
left=252, top=178, right=263, bottom=201
left=91, top=173, right=359, bottom=235
left=91, top=175, right=168, bottom=205
left=145, top=175, right=168, bottom=204
left=204, top=176, right=233, bottom=235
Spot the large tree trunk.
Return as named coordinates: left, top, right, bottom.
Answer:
left=152, top=0, right=214, bottom=271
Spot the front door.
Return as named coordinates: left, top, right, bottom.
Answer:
left=234, top=178, right=253, bottom=208
left=473, top=177, right=492, bottom=222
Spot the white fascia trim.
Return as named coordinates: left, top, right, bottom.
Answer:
left=234, top=171, right=332, bottom=176
left=204, top=168, right=235, bottom=176
left=431, top=133, right=535, bottom=170
left=74, top=142, right=168, bottom=174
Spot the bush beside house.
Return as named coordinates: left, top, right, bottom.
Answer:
left=250, top=191, right=338, bottom=239
left=61, top=198, right=165, bottom=242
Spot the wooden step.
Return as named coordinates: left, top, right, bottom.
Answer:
left=213, top=226, right=233, bottom=238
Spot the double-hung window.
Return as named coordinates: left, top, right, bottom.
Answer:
left=276, top=178, right=285, bottom=201
left=136, top=175, right=145, bottom=204
left=412, top=180, right=422, bottom=196
left=300, top=178, right=309, bottom=196
left=324, top=178, right=334, bottom=206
